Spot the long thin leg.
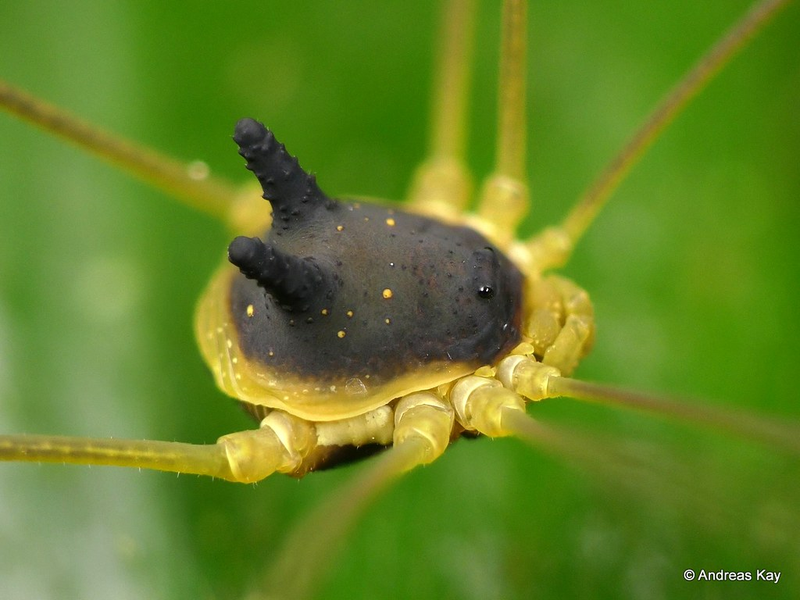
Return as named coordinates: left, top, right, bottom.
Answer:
left=446, top=352, right=800, bottom=459
left=492, top=0, right=528, bottom=184
left=498, top=408, right=800, bottom=535
left=491, top=354, right=800, bottom=455
left=0, top=80, right=238, bottom=222
left=408, top=0, right=476, bottom=217
left=0, top=434, right=237, bottom=481
left=526, top=0, right=793, bottom=270
left=548, top=376, right=800, bottom=455
left=500, top=411, right=706, bottom=510
left=246, top=438, right=428, bottom=600
left=445, top=361, right=800, bottom=539
left=449, top=370, right=800, bottom=531
left=475, top=0, right=529, bottom=242
left=0, top=413, right=314, bottom=483
left=246, top=392, right=453, bottom=600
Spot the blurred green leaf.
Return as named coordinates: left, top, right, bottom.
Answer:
left=0, top=1, right=798, bottom=599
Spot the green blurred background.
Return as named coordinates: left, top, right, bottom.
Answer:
left=0, top=1, right=798, bottom=598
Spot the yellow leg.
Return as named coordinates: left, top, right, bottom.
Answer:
left=248, top=393, right=454, bottom=600
left=488, top=352, right=800, bottom=457
left=0, top=79, right=237, bottom=222
left=523, top=275, right=595, bottom=374
left=0, top=434, right=239, bottom=480
left=451, top=375, right=526, bottom=437
left=475, top=0, right=530, bottom=244
left=0, top=410, right=316, bottom=484
left=408, top=0, right=476, bottom=219
left=496, top=354, right=560, bottom=402
left=218, top=411, right=316, bottom=482
left=524, top=0, right=792, bottom=271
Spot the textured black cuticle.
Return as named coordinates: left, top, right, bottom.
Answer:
left=228, top=120, right=525, bottom=384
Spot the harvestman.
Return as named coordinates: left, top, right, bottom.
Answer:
left=1, top=0, right=798, bottom=598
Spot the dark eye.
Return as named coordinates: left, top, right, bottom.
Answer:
left=471, top=247, right=499, bottom=300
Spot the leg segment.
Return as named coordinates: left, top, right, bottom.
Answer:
left=0, top=434, right=240, bottom=481
left=451, top=375, right=527, bottom=437
left=408, top=0, right=476, bottom=219
left=248, top=392, right=454, bottom=600
left=475, top=0, right=530, bottom=244
left=524, top=275, right=595, bottom=375
left=0, top=80, right=237, bottom=222
left=0, top=398, right=449, bottom=484
left=524, top=0, right=792, bottom=271
left=0, top=411, right=316, bottom=484
left=218, top=411, right=316, bottom=482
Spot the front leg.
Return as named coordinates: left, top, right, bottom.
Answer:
left=525, top=275, right=595, bottom=375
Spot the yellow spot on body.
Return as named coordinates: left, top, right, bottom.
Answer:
left=226, top=339, right=232, bottom=348
left=385, top=318, right=391, bottom=324
left=382, top=288, right=393, bottom=299
left=268, top=350, right=275, bottom=357
left=235, top=373, right=242, bottom=380
left=346, top=310, right=354, bottom=318
left=232, top=357, right=238, bottom=364
left=321, top=308, right=329, bottom=316
left=336, top=225, right=344, bottom=231
left=337, top=330, right=346, bottom=338
left=385, top=217, right=396, bottom=227
left=246, top=304, right=254, bottom=318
